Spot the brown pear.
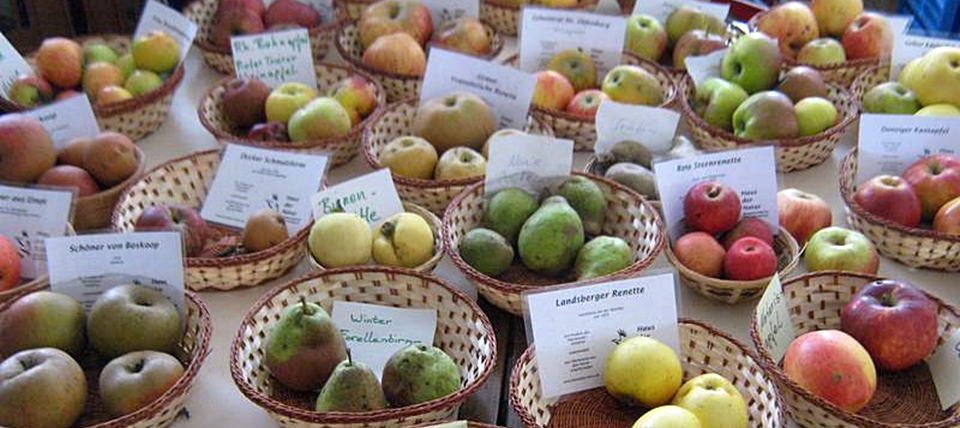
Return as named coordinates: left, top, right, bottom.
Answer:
left=58, top=137, right=94, bottom=167
left=83, top=132, right=138, bottom=187
left=243, top=208, right=290, bottom=252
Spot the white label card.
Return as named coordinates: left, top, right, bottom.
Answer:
left=485, top=134, right=574, bottom=196
left=595, top=101, right=680, bottom=156
left=420, top=0, right=480, bottom=29
left=523, top=272, right=680, bottom=398
left=420, top=49, right=536, bottom=130
left=653, top=146, right=779, bottom=240
left=856, top=114, right=960, bottom=184
left=0, top=185, right=72, bottom=279
left=928, top=329, right=960, bottom=410
left=310, top=169, right=404, bottom=224
left=331, top=301, right=437, bottom=381
left=684, top=48, right=727, bottom=90
left=23, top=95, right=101, bottom=148
left=755, top=274, right=796, bottom=362
left=633, top=0, right=729, bottom=28
left=891, top=35, right=960, bottom=80
left=201, top=145, right=328, bottom=230
left=0, top=33, right=33, bottom=96
left=46, top=232, right=185, bottom=314
left=264, top=0, right=335, bottom=23
left=518, top=8, right=627, bottom=78
left=231, top=29, right=317, bottom=89
left=134, top=0, right=198, bottom=63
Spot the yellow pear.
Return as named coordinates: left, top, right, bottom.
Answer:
left=372, top=212, right=434, bottom=268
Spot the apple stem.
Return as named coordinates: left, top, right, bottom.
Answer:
left=881, top=292, right=897, bottom=307
left=346, top=348, right=353, bottom=366
left=299, top=296, right=313, bottom=315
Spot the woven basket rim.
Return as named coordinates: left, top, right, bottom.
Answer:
left=228, top=266, right=498, bottom=423
left=441, top=170, right=666, bottom=295
left=747, top=11, right=886, bottom=71
left=479, top=0, right=600, bottom=12
left=196, top=62, right=387, bottom=150
left=748, top=270, right=960, bottom=428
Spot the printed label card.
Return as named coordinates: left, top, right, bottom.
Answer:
left=653, top=145, right=779, bottom=239
left=523, top=271, right=680, bottom=398
left=755, top=274, right=796, bottom=362
left=484, top=134, right=574, bottom=196
left=231, top=28, right=318, bottom=89
left=594, top=101, right=680, bottom=156
left=420, top=0, right=480, bottom=28
left=891, top=35, right=960, bottom=80
left=518, top=8, right=627, bottom=78
left=684, top=48, right=727, bottom=90
left=0, top=33, right=33, bottom=95
left=420, top=48, right=536, bottom=130
left=0, top=185, right=73, bottom=279
left=310, top=169, right=404, bottom=224
left=201, top=145, right=328, bottom=230
left=331, top=301, right=437, bottom=380
left=264, top=0, right=335, bottom=23
left=134, top=0, right=199, bottom=63
left=24, top=95, right=101, bottom=148
left=633, top=0, right=729, bottom=28
left=928, top=329, right=960, bottom=410
left=856, top=114, right=960, bottom=184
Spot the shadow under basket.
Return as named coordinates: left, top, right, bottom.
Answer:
left=479, top=0, right=600, bottom=36
left=230, top=267, right=497, bottom=428
left=509, top=318, right=788, bottom=428
left=750, top=271, right=960, bottom=428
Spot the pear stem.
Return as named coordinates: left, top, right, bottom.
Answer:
left=346, top=348, right=353, bottom=366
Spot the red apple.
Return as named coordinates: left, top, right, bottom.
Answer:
left=211, top=7, right=266, bottom=50
left=361, top=32, right=427, bottom=76
left=721, top=217, right=774, bottom=250
left=853, top=175, right=922, bottom=227
left=221, top=77, right=271, bottom=128
left=723, top=237, right=777, bottom=280
left=934, top=195, right=960, bottom=235
left=532, top=70, right=575, bottom=111
left=328, top=75, right=378, bottom=124
left=0, top=114, right=57, bottom=184
left=777, top=188, right=832, bottom=244
left=901, top=154, right=960, bottom=222
left=684, top=181, right=741, bottom=235
left=0, top=235, right=20, bottom=291
left=133, top=204, right=210, bottom=257
left=430, top=16, right=491, bottom=57
left=565, top=89, right=609, bottom=118
left=358, top=0, right=433, bottom=49
left=37, top=165, right=101, bottom=197
left=264, top=0, right=321, bottom=29
left=672, top=30, right=727, bottom=69
left=841, top=12, right=893, bottom=60
left=673, top=231, right=725, bottom=278
left=783, top=330, right=877, bottom=413
left=248, top=122, right=289, bottom=141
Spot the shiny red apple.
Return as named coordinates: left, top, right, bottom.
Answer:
left=777, top=188, right=832, bottom=244
left=723, top=237, right=777, bottom=280
left=684, top=181, right=741, bottom=235
left=901, top=154, right=960, bottom=222
left=853, top=175, right=922, bottom=227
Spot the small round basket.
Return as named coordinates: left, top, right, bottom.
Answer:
left=750, top=271, right=960, bottom=428
left=0, top=224, right=76, bottom=303
left=442, top=171, right=665, bottom=316
left=111, top=149, right=310, bottom=291
left=679, top=75, right=857, bottom=173
left=362, top=98, right=554, bottom=215
left=183, top=0, right=343, bottom=75
left=230, top=267, right=497, bottom=428
left=479, top=0, right=600, bottom=36
left=0, top=35, right=185, bottom=142
left=333, top=0, right=374, bottom=20
left=197, top=63, right=386, bottom=167
left=664, top=226, right=801, bottom=304
left=839, top=148, right=960, bottom=271
left=308, top=201, right=444, bottom=272
left=510, top=318, right=788, bottom=428
left=0, top=288, right=212, bottom=428
left=851, top=65, right=892, bottom=112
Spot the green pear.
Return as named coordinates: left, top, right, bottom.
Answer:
left=264, top=297, right=348, bottom=392
left=483, top=187, right=538, bottom=245
left=315, top=350, right=388, bottom=412
left=695, top=77, right=748, bottom=131
left=459, top=228, right=514, bottom=277
left=518, top=196, right=585, bottom=276
left=575, top=236, right=632, bottom=280
left=381, top=344, right=461, bottom=407
left=549, top=176, right=606, bottom=236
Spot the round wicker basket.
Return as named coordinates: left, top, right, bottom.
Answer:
left=230, top=267, right=497, bottom=428
left=361, top=98, right=554, bottom=215
left=0, top=35, right=185, bottom=142
left=0, top=224, right=76, bottom=303
left=750, top=271, right=960, bottom=428
left=111, top=149, right=310, bottom=291
left=0, top=288, right=212, bottom=428
left=479, top=0, right=600, bottom=36
left=442, top=171, right=665, bottom=316
left=197, top=63, right=386, bottom=167
left=839, top=148, right=960, bottom=271
left=68, top=144, right=147, bottom=231
left=851, top=65, right=892, bottom=112
left=183, top=0, right=343, bottom=74
left=510, top=318, right=788, bottom=428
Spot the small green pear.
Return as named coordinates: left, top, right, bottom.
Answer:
left=548, top=176, right=607, bottom=236
left=315, top=349, right=389, bottom=412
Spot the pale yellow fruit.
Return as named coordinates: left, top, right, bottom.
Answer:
left=380, top=136, right=438, bottom=180
left=309, top=213, right=372, bottom=267
left=915, top=104, right=960, bottom=116
left=671, top=373, right=749, bottom=428
left=604, top=336, right=682, bottom=408
left=372, top=212, right=435, bottom=268
left=632, top=405, right=702, bottom=428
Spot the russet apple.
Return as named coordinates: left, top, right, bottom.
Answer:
left=132, top=30, right=180, bottom=74
left=731, top=91, right=799, bottom=139
left=625, top=14, right=667, bottom=62
left=754, top=2, right=820, bottom=59
left=243, top=208, right=289, bottom=252
left=694, top=77, right=748, bottom=131
left=684, top=181, right=741, bottom=234
left=565, top=89, right=609, bottom=118
left=264, top=0, right=321, bottom=29
left=665, top=6, right=726, bottom=47
left=784, top=330, right=876, bottom=412
left=723, top=236, right=777, bottom=280
left=900, top=47, right=960, bottom=108
left=902, top=154, right=960, bottom=221
left=248, top=122, right=289, bottom=141
left=413, top=91, right=497, bottom=152
left=673, top=231, right=725, bottom=277
left=82, top=61, right=125, bottom=98
left=36, top=37, right=83, bottom=89
left=916, top=104, right=960, bottom=116
left=435, top=147, right=486, bottom=180
left=840, top=12, right=893, bottom=60
left=58, top=136, right=92, bottom=167
left=671, top=373, right=749, bottom=428
left=776, top=66, right=829, bottom=104
left=721, top=32, right=783, bottom=94
left=532, top=70, right=575, bottom=111
left=797, top=38, right=847, bottom=65
left=88, top=284, right=183, bottom=358
left=362, top=32, right=427, bottom=76
left=431, top=16, right=491, bottom=57
left=99, top=350, right=185, bottom=417
left=804, top=226, right=879, bottom=273
left=124, top=69, right=164, bottom=96
left=795, top=97, right=838, bottom=136
left=97, top=85, right=134, bottom=106
left=0, top=291, right=86, bottom=357
left=0, top=114, right=57, bottom=184
left=265, top=82, right=319, bottom=124
left=0, top=235, right=18, bottom=292
left=862, top=82, right=920, bottom=114
left=8, top=74, right=54, bottom=107
left=601, top=65, right=664, bottom=106
left=221, top=77, right=271, bottom=128
left=777, top=188, right=832, bottom=244
left=546, top=49, right=598, bottom=92
left=37, top=165, right=101, bottom=197
left=211, top=7, right=266, bottom=50
left=358, top=0, right=433, bottom=49
left=380, top=136, right=438, bottom=179
left=721, top=217, right=774, bottom=249
left=0, top=348, right=86, bottom=428
left=288, top=97, right=353, bottom=142
left=673, top=29, right=726, bottom=69
left=328, top=75, right=378, bottom=125
left=854, top=174, right=922, bottom=227
left=811, top=0, right=863, bottom=37
left=934, top=195, right=960, bottom=234
left=134, top=203, right=210, bottom=257
left=83, top=131, right=139, bottom=187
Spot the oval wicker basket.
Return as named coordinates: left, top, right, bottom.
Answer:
left=839, top=148, right=960, bottom=271
left=111, top=149, right=310, bottom=291
left=665, top=226, right=801, bottom=304
left=197, top=63, right=386, bottom=167
left=510, top=318, right=788, bottom=428
left=479, top=0, right=600, bottom=36
left=183, top=0, right=343, bottom=74
left=0, top=223, right=76, bottom=303
left=442, top=171, right=665, bottom=316
left=230, top=267, right=497, bottom=428
left=851, top=65, right=893, bottom=112
left=0, top=35, right=184, bottom=142
left=678, top=74, right=857, bottom=173
left=0, top=287, right=212, bottom=428
left=750, top=271, right=960, bottom=428
left=361, top=98, right=554, bottom=215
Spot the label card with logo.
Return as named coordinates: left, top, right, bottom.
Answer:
left=420, top=48, right=536, bottom=130
left=518, top=8, right=627, bottom=78
left=310, top=169, right=404, bottom=224
left=0, top=185, right=73, bottom=279
left=891, top=35, right=960, bottom=80
left=633, top=0, right=729, bottom=27
left=265, top=0, right=335, bottom=23
left=755, top=274, right=796, bottom=362
left=46, top=232, right=185, bottom=314
left=231, top=28, right=318, bottom=89
left=653, top=146, right=779, bottom=240
left=201, top=145, right=328, bottom=230
left=134, top=0, right=198, bottom=62
left=684, top=48, right=727, bottom=90
left=595, top=101, right=680, bottom=156
left=485, top=134, right=574, bottom=196
left=523, top=271, right=680, bottom=399
left=856, top=114, right=960, bottom=184
left=0, top=33, right=33, bottom=95
left=23, top=95, right=101, bottom=148
left=421, top=0, right=480, bottom=29
left=928, top=328, right=960, bottom=410
left=331, top=301, right=437, bottom=380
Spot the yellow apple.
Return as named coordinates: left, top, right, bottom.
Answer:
left=265, top=82, right=319, bottom=124
left=380, top=136, right=438, bottom=179
left=604, top=336, right=682, bottom=408
left=915, top=104, right=960, bottom=116
left=901, top=47, right=960, bottom=107
left=309, top=213, right=372, bottom=267
left=132, top=30, right=180, bottom=74
left=632, top=406, right=702, bottom=428
left=671, top=373, right=749, bottom=428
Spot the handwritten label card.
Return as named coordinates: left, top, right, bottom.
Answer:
left=0, top=33, right=33, bottom=95
left=310, top=169, right=404, bottom=224
left=0, top=185, right=73, bottom=279
left=653, top=146, right=779, bottom=239
left=523, top=272, right=680, bottom=398
left=928, top=329, right=960, bottom=410
left=134, top=0, right=198, bottom=63
left=684, top=48, right=727, bottom=90
left=201, top=145, right=328, bottom=230
left=331, top=301, right=437, bottom=380
left=420, top=0, right=480, bottom=29
left=891, top=35, right=960, bottom=80
left=231, top=28, right=318, bottom=89
left=518, top=8, right=626, bottom=78
left=24, top=95, right=101, bottom=148
left=485, top=134, right=574, bottom=196
left=756, top=274, right=796, bottom=362
left=856, top=114, right=960, bottom=184
left=46, top=232, right=185, bottom=314
left=633, top=0, right=729, bottom=28
left=420, top=49, right=536, bottom=129
left=595, top=101, right=680, bottom=156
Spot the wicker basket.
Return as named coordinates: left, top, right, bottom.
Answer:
left=510, top=318, right=788, bottom=428
left=183, top=0, right=342, bottom=75
left=479, top=0, right=600, bottom=36
left=665, top=226, right=801, bottom=304
left=0, top=35, right=184, bottom=142
left=111, top=149, right=309, bottom=291
left=839, top=148, right=960, bottom=271
left=0, top=288, right=212, bottom=428
left=230, top=267, right=497, bottom=428
left=197, top=63, right=386, bottom=167
left=750, top=271, right=960, bottom=428
left=851, top=65, right=892, bottom=112
left=362, top=98, right=554, bottom=215
left=443, top=171, right=665, bottom=316
left=679, top=75, right=857, bottom=173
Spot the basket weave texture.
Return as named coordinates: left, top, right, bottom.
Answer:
left=479, top=0, right=600, bottom=36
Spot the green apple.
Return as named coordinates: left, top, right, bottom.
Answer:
left=862, top=82, right=920, bottom=114
left=797, top=38, right=847, bottom=65
left=287, top=97, right=352, bottom=142
left=82, top=43, right=118, bottom=66
left=132, top=30, right=180, bottom=74
left=601, top=65, right=664, bottom=106
left=721, top=32, right=784, bottom=94
left=545, top=49, right=598, bottom=92
left=380, top=136, right=438, bottom=180
left=804, top=226, right=879, bottom=274
left=7, top=74, right=54, bottom=107
left=694, top=77, right=748, bottom=131
left=625, top=14, right=668, bottom=62
left=87, top=284, right=183, bottom=359
left=665, top=6, right=726, bottom=47
left=0, top=348, right=87, bottom=428
left=0, top=291, right=86, bottom=357
left=671, top=373, right=749, bottom=428
left=732, top=91, right=799, bottom=139
left=916, top=104, right=960, bottom=116
left=265, top=82, right=319, bottom=124
left=900, top=47, right=960, bottom=107
left=116, top=53, right=136, bottom=80
left=98, top=350, right=184, bottom=417
left=795, top=97, right=838, bottom=136
left=435, top=147, right=486, bottom=180
left=124, top=69, right=163, bottom=96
